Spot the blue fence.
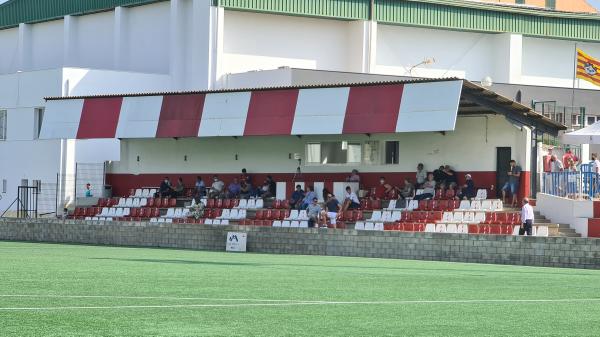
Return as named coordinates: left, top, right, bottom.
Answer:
left=542, top=164, right=599, bottom=199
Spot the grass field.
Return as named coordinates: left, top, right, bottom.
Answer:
left=1, top=242, right=599, bottom=337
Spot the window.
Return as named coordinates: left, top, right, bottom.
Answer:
left=545, top=0, right=556, bottom=9
left=34, top=108, right=44, bottom=139
left=515, top=0, right=525, bottom=4
left=363, top=141, right=380, bottom=165
left=2, top=179, right=6, bottom=193
left=587, top=116, right=598, bottom=127
left=32, top=180, right=41, bottom=189
left=306, top=141, right=361, bottom=165
left=385, top=141, right=399, bottom=164
left=0, top=110, right=6, bottom=140
left=21, top=179, right=28, bottom=187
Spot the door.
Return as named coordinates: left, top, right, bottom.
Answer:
left=496, top=147, right=512, bottom=198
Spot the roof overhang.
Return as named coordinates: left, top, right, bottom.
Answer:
left=41, top=78, right=565, bottom=140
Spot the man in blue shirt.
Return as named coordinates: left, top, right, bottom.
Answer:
left=289, top=184, right=305, bottom=209
left=301, top=186, right=317, bottom=210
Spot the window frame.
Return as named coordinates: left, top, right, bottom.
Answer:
left=0, top=109, right=6, bottom=141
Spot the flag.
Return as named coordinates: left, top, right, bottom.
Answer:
left=576, top=49, right=600, bottom=87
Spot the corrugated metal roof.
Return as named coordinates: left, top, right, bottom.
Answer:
left=43, top=77, right=566, bottom=131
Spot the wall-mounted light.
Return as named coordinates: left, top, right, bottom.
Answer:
left=235, top=154, right=238, bottom=160
left=136, top=155, right=140, bottom=162
left=184, top=155, right=188, bottom=162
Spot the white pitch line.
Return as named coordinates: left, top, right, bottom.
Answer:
left=1, top=298, right=600, bottom=311
left=0, top=294, right=312, bottom=303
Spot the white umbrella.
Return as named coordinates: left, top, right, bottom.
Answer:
left=562, top=121, right=600, bottom=144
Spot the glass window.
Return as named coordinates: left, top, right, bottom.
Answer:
left=572, top=115, right=580, bottom=126
left=385, top=141, right=399, bottom=164
left=306, top=142, right=361, bottom=165
left=306, top=143, right=321, bottom=164
left=587, top=116, right=596, bottom=126
left=0, top=110, right=6, bottom=140
left=545, top=0, right=556, bottom=9
left=363, top=141, right=380, bottom=165
left=2, top=179, right=6, bottom=193
left=34, top=108, right=44, bottom=139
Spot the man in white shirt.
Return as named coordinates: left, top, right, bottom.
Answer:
left=519, top=198, right=534, bottom=236
left=341, top=186, right=360, bottom=212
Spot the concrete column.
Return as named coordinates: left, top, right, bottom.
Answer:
left=347, top=20, right=377, bottom=73
left=17, top=23, right=31, bottom=71
left=191, top=0, right=223, bottom=90
left=113, top=6, right=128, bottom=70
left=493, top=33, right=522, bottom=84
left=63, top=15, right=77, bottom=66
left=169, top=0, right=186, bottom=90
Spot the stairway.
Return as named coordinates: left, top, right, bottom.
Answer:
left=534, top=211, right=581, bottom=237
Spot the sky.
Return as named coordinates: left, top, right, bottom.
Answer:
left=588, top=0, right=600, bottom=10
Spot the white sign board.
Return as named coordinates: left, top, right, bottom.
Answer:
left=226, top=232, right=247, bottom=252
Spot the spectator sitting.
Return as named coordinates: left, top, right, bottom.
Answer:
left=399, top=179, right=414, bottom=200
left=158, top=177, right=174, bottom=198
left=240, top=181, right=252, bottom=199
left=301, top=186, right=318, bottom=210
left=346, top=169, right=360, bottom=183
left=208, top=175, right=225, bottom=199
left=289, top=185, right=305, bottom=210
left=341, top=186, right=360, bottom=212
left=240, top=168, right=252, bottom=185
left=306, top=197, right=323, bottom=228
left=456, top=174, right=476, bottom=200
left=373, top=177, right=393, bottom=200
left=414, top=173, right=436, bottom=200
left=321, top=194, right=340, bottom=228
left=174, top=177, right=185, bottom=197
left=444, top=165, right=458, bottom=186
left=195, top=176, right=206, bottom=199
left=227, top=178, right=241, bottom=198
left=433, top=166, right=445, bottom=184
left=416, top=163, right=427, bottom=188
left=85, top=183, right=93, bottom=197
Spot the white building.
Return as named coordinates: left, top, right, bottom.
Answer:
left=0, top=0, right=598, bottom=214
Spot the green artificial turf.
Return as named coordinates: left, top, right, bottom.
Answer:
left=1, top=241, right=599, bottom=337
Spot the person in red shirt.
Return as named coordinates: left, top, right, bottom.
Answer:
left=373, top=177, right=393, bottom=200
left=562, top=148, right=578, bottom=168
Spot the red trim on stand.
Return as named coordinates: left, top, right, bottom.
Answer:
left=106, top=171, right=498, bottom=198
left=593, top=201, right=600, bottom=218
left=156, top=94, right=205, bottom=138
left=77, top=97, right=123, bottom=139
left=343, top=84, right=403, bottom=134
left=520, top=171, right=531, bottom=200
left=244, top=89, right=298, bottom=136
left=587, top=218, right=600, bottom=238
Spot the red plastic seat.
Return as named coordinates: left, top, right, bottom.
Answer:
left=429, top=211, right=443, bottom=222
left=146, top=198, right=155, bottom=207
left=222, top=199, right=231, bottom=209
left=169, top=198, right=177, bottom=207
left=129, top=189, right=135, bottom=197
left=130, top=208, right=140, bottom=217
left=445, top=189, right=456, bottom=199
left=371, top=200, right=382, bottom=210
left=494, top=212, right=507, bottom=225
left=281, top=210, right=290, bottom=220
left=336, top=221, right=347, bottom=229
left=255, top=209, right=265, bottom=220
left=231, top=199, right=240, bottom=208
left=206, top=199, right=215, bottom=208
left=212, top=209, right=222, bottom=218
left=434, top=200, right=448, bottom=211
left=502, top=225, right=514, bottom=235
left=448, top=200, right=460, bottom=210
left=215, top=199, right=223, bottom=209
left=417, top=200, right=429, bottom=211
left=342, top=210, right=353, bottom=222
left=360, top=199, right=371, bottom=210
left=384, top=223, right=395, bottom=231
left=484, top=212, right=496, bottom=224
left=489, top=225, right=501, bottom=235
left=151, top=208, right=160, bottom=218
left=434, top=189, right=444, bottom=200
left=353, top=210, right=364, bottom=221
left=413, top=223, right=425, bottom=232
left=468, top=224, right=479, bottom=234
left=97, top=198, right=106, bottom=207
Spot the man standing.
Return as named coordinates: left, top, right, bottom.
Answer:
left=501, top=160, right=521, bottom=207
left=321, top=194, right=340, bottom=228
left=520, top=198, right=534, bottom=236
left=415, top=163, right=427, bottom=187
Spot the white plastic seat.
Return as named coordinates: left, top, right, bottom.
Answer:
left=174, top=208, right=183, bottom=218
left=97, top=217, right=104, bottom=221
left=463, top=211, right=475, bottom=223
left=213, top=219, right=221, bottom=225
left=200, top=198, right=208, bottom=207
left=157, top=218, right=165, bottom=223
left=492, top=200, right=503, bottom=211
left=105, top=217, right=113, bottom=222
left=132, top=198, right=141, bottom=208
left=165, top=208, right=175, bottom=218
left=125, top=198, right=134, bottom=207
left=474, top=212, right=486, bottom=223
left=470, top=200, right=481, bottom=211
left=532, top=226, right=538, bottom=236
left=290, top=221, right=300, bottom=228
left=391, top=211, right=402, bottom=222
left=139, top=198, right=147, bottom=207
left=236, top=199, right=248, bottom=209
left=272, top=220, right=282, bottom=227
left=387, top=200, right=397, bottom=210
left=238, top=209, right=247, bottom=219
left=221, top=219, right=229, bottom=225
left=536, top=226, right=549, bottom=237
left=115, top=208, right=124, bottom=217
left=190, top=198, right=196, bottom=207
left=298, top=210, right=309, bottom=221
left=285, top=210, right=299, bottom=221
left=149, top=188, right=157, bottom=196
left=182, top=208, right=190, bottom=217
left=512, top=225, right=520, bottom=235
left=442, top=212, right=454, bottom=223
left=100, top=207, right=109, bottom=216
left=92, top=217, right=99, bottom=221
left=415, top=189, right=424, bottom=196
left=134, top=189, right=143, bottom=197
left=247, top=199, right=256, bottom=209
left=150, top=218, right=158, bottom=223
left=458, top=224, right=469, bottom=234
left=282, top=220, right=291, bottom=227
left=117, top=198, right=126, bottom=207
left=458, top=200, right=470, bottom=210
left=165, top=218, right=173, bottom=223
left=255, top=199, right=264, bottom=209
left=425, top=223, right=436, bottom=232
left=108, top=208, right=117, bottom=216
left=446, top=224, right=458, bottom=233
left=435, top=223, right=446, bottom=233
left=355, top=221, right=365, bottom=230
left=475, top=189, right=487, bottom=200
left=141, top=189, right=150, bottom=198
left=204, top=219, right=213, bottom=225
left=218, top=209, right=231, bottom=219
left=364, top=222, right=374, bottom=230
left=85, top=217, right=92, bottom=221
left=369, top=211, right=382, bottom=222
left=453, top=211, right=464, bottom=223
left=229, top=209, right=239, bottom=220
left=381, top=211, right=392, bottom=222
left=299, top=221, right=308, bottom=228
left=407, top=200, right=418, bottom=211
left=481, top=200, right=492, bottom=211
left=374, top=223, right=384, bottom=231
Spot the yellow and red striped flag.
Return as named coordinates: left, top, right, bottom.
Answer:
left=577, top=49, right=600, bottom=87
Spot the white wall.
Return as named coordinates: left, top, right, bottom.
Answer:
left=0, top=27, right=18, bottom=74
left=123, top=1, right=170, bottom=74
left=109, top=114, right=527, bottom=174
left=63, top=68, right=171, bottom=96
left=536, top=193, right=590, bottom=237
left=71, top=10, right=115, bottom=69
left=29, top=20, right=64, bottom=71
left=222, top=11, right=351, bottom=74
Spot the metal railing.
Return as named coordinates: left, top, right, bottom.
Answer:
left=532, top=101, right=586, bottom=130
left=542, top=166, right=599, bottom=199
